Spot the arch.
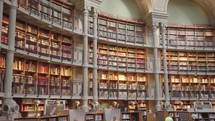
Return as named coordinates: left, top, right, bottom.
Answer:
left=167, top=0, right=209, bottom=24
left=134, top=0, right=153, bottom=18
left=100, top=0, right=141, bottom=19
left=165, top=0, right=215, bottom=25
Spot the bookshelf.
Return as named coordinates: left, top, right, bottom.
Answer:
left=96, top=13, right=145, bottom=44
left=137, top=101, right=147, bottom=121
left=96, top=70, right=147, bottom=99
left=166, top=25, right=215, bottom=48
left=38, top=28, right=50, bottom=56
left=24, top=59, right=37, bottom=95
left=0, top=70, right=5, bottom=93
left=89, top=43, right=146, bottom=71
left=108, top=20, right=117, bottom=40
left=85, top=112, right=105, bottom=121
left=38, top=62, right=49, bottom=95
left=50, top=64, right=61, bottom=96
left=189, top=112, right=215, bottom=121
left=163, top=51, right=215, bottom=73
left=15, top=20, right=26, bottom=49
left=3, top=0, right=215, bottom=118
left=18, top=0, right=74, bottom=28
left=61, top=66, right=72, bottom=96
left=171, top=100, right=192, bottom=111
left=16, top=98, right=45, bottom=117
left=1, top=15, right=9, bottom=45
left=121, top=112, right=143, bottom=121
left=88, top=69, right=93, bottom=96
left=169, top=75, right=212, bottom=100
left=157, top=111, right=191, bottom=121
left=50, top=32, right=61, bottom=58
left=61, top=35, right=73, bottom=61
left=158, top=110, right=215, bottom=121
left=0, top=53, right=77, bottom=97
left=15, top=114, right=69, bottom=121
left=1, top=14, right=77, bottom=62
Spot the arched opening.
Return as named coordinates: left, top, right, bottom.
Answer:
left=100, top=0, right=141, bottom=19
left=167, top=0, right=209, bottom=24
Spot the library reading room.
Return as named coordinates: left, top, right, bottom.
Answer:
left=0, top=0, right=215, bottom=121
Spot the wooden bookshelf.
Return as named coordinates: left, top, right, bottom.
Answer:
left=2, top=0, right=215, bottom=118
left=15, top=20, right=26, bottom=49
left=89, top=42, right=146, bottom=71
left=61, top=73, right=72, bottom=96
left=157, top=111, right=191, bottom=121
left=162, top=51, right=215, bottom=73
left=49, top=64, right=61, bottom=96
left=15, top=113, right=69, bottom=121
left=50, top=32, right=61, bottom=58
left=169, top=75, right=212, bottom=100
left=96, top=70, right=147, bottom=99
left=95, top=13, right=145, bottom=44
left=1, top=15, right=9, bottom=45
left=15, top=98, right=45, bottom=117
left=166, top=25, right=215, bottom=48
left=121, top=111, right=143, bottom=121
left=1, top=15, right=77, bottom=62
left=18, top=0, right=74, bottom=29
left=85, top=112, right=105, bottom=121
left=0, top=53, right=77, bottom=97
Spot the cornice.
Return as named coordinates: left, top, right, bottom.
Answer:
left=73, top=0, right=103, bottom=12
left=150, top=11, right=168, bottom=24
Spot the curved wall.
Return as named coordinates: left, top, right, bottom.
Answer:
left=100, top=0, right=141, bottom=19
left=167, top=0, right=209, bottom=24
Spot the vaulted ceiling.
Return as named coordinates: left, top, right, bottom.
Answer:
left=134, top=0, right=215, bottom=24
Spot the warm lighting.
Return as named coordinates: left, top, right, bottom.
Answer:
left=34, top=100, right=41, bottom=117
left=55, top=101, right=60, bottom=105
left=74, top=101, right=80, bottom=109
left=34, top=100, right=40, bottom=106
left=112, top=101, right=118, bottom=109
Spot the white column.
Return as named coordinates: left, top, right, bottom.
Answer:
left=152, top=23, right=161, bottom=111
left=82, top=9, right=89, bottom=112
left=3, top=0, right=20, bottom=120
left=161, top=24, right=171, bottom=109
left=93, top=11, right=98, bottom=101
left=4, top=0, right=17, bottom=99
left=0, top=0, right=4, bottom=51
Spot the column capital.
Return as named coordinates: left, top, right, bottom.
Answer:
left=152, top=22, right=159, bottom=30
left=83, top=9, right=89, bottom=15
left=10, top=0, right=18, bottom=8
left=160, top=23, right=167, bottom=29
left=93, top=11, right=98, bottom=18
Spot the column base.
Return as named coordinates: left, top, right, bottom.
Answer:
left=82, top=99, right=89, bottom=112
left=164, top=101, right=172, bottom=111
left=155, top=102, right=162, bottom=111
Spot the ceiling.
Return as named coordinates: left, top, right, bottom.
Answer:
left=134, top=0, right=215, bottom=25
